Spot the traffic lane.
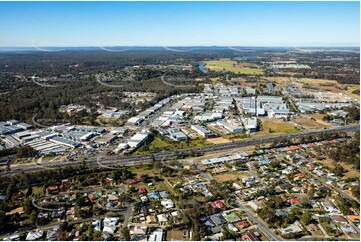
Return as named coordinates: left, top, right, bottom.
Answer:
left=1, top=124, right=359, bottom=177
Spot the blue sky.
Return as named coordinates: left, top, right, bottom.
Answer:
left=0, top=1, right=359, bottom=47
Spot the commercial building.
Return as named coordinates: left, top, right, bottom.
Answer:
left=49, top=136, right=81, bottom=148
left=128, top=133, right=149, bottom=148
left=268, top=108, right=292, bottom=119
left=169, top=129, right=188, bottom=141
left=126, top=117, right=144, bottom=126
left=243, top=117, right=258, bottom=132
left=201, top=153, right=247, bottom=167
left=95, top=133, right=116, bottom=145
left=191, top=125, right=215, bottom=138
left=16, top=123, right=33, bottom=130
left=216, top=120, right=242, bottom=133
left=110, top=127, right=128, bottom=136
left=194, top=113, right=224, bottom=123
left=330, top=110, right=348, bottom=118
left=103, top=110, right=128, bottom=118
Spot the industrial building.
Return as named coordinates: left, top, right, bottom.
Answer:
left=201, top=153, right=247, bottom=167
left=194, top=112, right=224, bottom=123
left=168, top=128, right=188, bottom=141
left=128, top=133, right=149, bottom=148
left=49, top=136, right=81, bottom=148
left=216, top=120, right=243, bottom=133
left=242, top=117, right=258, bottom=132
left=191, top=125, right=216, bottom=138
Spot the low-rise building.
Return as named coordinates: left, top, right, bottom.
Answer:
left=216, top=120, right=243, bottom=133
left=280, top=221, right=303, bottom=235
left=128, top=133, right=149, bottom=148
left=191, top=125, right=215, bottom=138
left=243, top=117, right=258, bottom=132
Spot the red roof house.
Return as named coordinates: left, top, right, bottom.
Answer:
left=138, top=187, right=147, bottom=194
left=287, top=199, right=301, bottom=205
left=210, top=200, right=225, bottom=210
left=236, top=220, right=249, bottom=229
left=242, top=231, right=260, bottom=241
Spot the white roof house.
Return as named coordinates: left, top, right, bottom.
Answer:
left=280, top=221, right=303, bottom=235
left=103, top=226, right=117, bottom=234
left=130, top=226, right=147, bottom=235
left=92, top=220, right=102, bottom=232
left=148, top=229, right=164, bottom=241
left=157, top=214, right=168, bottom=225
left=26, top=230, right=44, bottom=241
left=248, top=201, right=260, bottom=211
left=161, top=199, right=174, bottom=209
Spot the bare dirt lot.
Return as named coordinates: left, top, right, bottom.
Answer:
left=207, top=137, right=231, bottom=144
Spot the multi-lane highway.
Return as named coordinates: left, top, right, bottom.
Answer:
left=1, top=124, right=358, bottom=177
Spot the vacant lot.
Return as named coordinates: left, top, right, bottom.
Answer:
left=264, top=76, right=359, bottom=100
left=204, top=59, right=264, bottom=75
left=213, top=171, right=249, bottom=182
left=223, top=132, right=248, bottom=141
left=135, top=137, right=174, bottom=154
left=167, top=229, right=189, bottom=241
left=293, top=116, right=332, bottom=129
left=178, top=139, right=213, bottom=149
left=299, top=78, right=338, bottom=85
left=257, top=119, right=300, bottom=136
left=207, top=137, right=231, bottom=144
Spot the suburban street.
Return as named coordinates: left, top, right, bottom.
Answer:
left=234, top=198, right=283, bottom=241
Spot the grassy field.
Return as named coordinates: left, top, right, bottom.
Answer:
left=31, top=186, right=44, bottom=196
left=293, top=116, right=332, bottom=129
left=213, top=171, right=250, bottom=182
left=299, top=78, right=338, bottom=85
left=204, top=59, right=264, bottom=75
left=135, top=137, right=175, bottom=154
left=136, top=136, right=215, bottom=154
left=343, top=85, right=360, bottom=99
left=223, top=132, right=248, bottom=141
left=167, top=229, right=189, bottom=241
left=256, top=119, right=300, bottom=137
left=177, top=139, right=213, bottom=149
left=95, top=116, right=124, bottom=126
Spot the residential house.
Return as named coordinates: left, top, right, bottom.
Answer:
left=242, top=231, right=260, bottom=241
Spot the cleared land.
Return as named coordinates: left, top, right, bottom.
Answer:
left=293, top=115, right=332, bottom=129
left=167, top=229, right=189, bottom=241
left=264, top=77, right=359, bottom=100
left=135, top=137, right=174, bottom=154
left=223, top=132, right=248, bottom=141
left=213, top=171, right=249, bottom=182
left=207, top=137, right=231, bottom=144
left=204, top=59, right=264, bottom=75
left=256, top=118, right=300, bottom=137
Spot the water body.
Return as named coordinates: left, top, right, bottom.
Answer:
left=198, top=63, right=207, bottom=73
